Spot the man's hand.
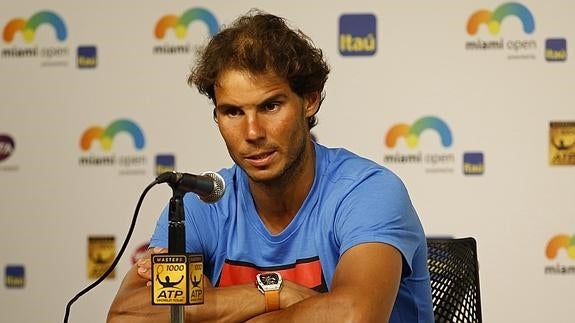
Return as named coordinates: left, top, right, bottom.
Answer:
left=135, top=247, right=167, bottom=285
left=280, top=280, right=319, bottom=309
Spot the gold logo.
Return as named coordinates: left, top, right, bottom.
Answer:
left=549, top=121, right=575, bottom=165
left=87, top=236, right=115, bottom=279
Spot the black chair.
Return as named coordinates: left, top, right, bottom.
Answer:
left=426, top=237, right=482, bottom=323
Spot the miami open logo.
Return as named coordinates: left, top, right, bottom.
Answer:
left=78, top=119, right=147, bottom=174
left=465, top=2, right=537, bottom=59
left=3, top=10, right=67, bottom=44
left=466, top=2, right=534, bottom=36
left=80, top=119, right=145, bottom=152
left=383, top=116, right=455, bottom=173
left=385, top=116, right=452, bottom=149
left=1, top=10, right=70, bottom=65
left=153, top=7, right=219, bottom=55
left=544, top=234, right=575, bottom=275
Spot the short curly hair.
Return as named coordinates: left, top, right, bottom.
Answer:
left=188, top=9, right=330, bottom=129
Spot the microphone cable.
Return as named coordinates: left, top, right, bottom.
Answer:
left=63, top=178, right=160, bottom=323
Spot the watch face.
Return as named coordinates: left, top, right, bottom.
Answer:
left=260, top=273, right=279, bottom=285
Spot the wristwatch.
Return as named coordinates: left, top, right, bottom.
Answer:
left=256, top=272, right=283, bottom=312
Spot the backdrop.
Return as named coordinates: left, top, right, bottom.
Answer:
left=1, top=1, right=573, bottom=322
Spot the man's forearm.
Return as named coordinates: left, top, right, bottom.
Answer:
left=108, top=266, right=268, bottom=323
left=246, top=291, right=359, bottom=323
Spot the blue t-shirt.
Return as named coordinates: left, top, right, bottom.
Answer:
left=151, top=142, right=433, bottom=322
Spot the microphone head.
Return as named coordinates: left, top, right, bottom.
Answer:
left=200, top=171, right=226, bottom=203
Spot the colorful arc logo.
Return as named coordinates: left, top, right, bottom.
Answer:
left=385, top=116, right=453, bottom=149
left=2, top=10, right=67, bottom=43
left=80, top=119, right=145, bottom=152
left=467, top=2, right=535, bottom=35
left=546, top=234, right=575, bottom=260
left=155, top=7, right=219, bottom=40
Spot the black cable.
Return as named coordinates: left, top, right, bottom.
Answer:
left=63, top=179, right=160, bottom=323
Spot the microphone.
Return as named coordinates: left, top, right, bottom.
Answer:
left=156, top=171, right=226, bottom=203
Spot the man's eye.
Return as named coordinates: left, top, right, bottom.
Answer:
left=263, top=102, right=280, bottom=111
left=225, top=108, right=242, bottom=117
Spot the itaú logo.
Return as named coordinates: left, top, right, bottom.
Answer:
left=338, top=13, right=376, bottom=56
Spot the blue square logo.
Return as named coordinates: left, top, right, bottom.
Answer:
left=339, top=14, right=377, bottom=56
left=5, top=265, right=25, bottom=288
left=77, top=46, right=97, bottom=68
left=155, top=154, right=175, bottom=176
left=463, top=152, right=484, bottom=175
left=545, top=38, right=567, bottom=62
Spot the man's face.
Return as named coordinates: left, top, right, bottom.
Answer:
left=213, top=69, right=318, bottom=184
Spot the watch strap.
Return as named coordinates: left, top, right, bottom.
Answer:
left=264, top=289, right=280, bottom=312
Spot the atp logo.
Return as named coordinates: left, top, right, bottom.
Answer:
left=385, top=116, right=453, bottom=149
left=466, top=2, right=535, bottom=35
left=154, top=7, right=218, bottom=40
left=80, top=119, right=145, bottom=152
left=2, top=10, right=67, bottom=43
left=546, top=234, right=575, bottom=260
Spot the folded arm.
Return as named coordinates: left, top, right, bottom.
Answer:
left=106, top=248, right=260, bottom=323
left=248, top=242, right=403, bottom=323
left=108, top=242, right=402, bottom=322
left=107, top=248, right=319, bottom=323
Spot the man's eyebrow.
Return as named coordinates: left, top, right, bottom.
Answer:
left=257, top=93, right=288, bottom=106
left=215, top=102, right=240, bottom=110
left=216, top=93, right=289, bottom=110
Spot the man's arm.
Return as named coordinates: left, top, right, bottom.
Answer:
left=106, top=248, right=260, bottom=323
left=107, top=248, right=317, bottom=323
left=248, top=242, right=403, bottom=323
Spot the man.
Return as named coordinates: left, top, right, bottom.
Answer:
left=108, top=10, right=433, bottom=322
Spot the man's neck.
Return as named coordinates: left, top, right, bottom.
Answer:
left=249, top=143, right=316, bottom=235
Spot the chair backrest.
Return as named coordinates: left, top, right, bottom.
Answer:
left=426, top=237, right=482, bottom=323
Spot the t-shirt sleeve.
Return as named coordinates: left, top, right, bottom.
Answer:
left=335, top=170, right=425, bottom=277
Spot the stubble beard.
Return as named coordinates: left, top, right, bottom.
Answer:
left=245, top=131, right=311, bottom=189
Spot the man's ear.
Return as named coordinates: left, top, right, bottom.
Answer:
left=304, top=91, right=321, bottom=118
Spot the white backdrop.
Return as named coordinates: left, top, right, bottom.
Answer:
left=1, top=1, right=574, bottom=322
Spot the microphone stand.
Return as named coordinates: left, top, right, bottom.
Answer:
left=168, top=188, right=186, bottom=323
